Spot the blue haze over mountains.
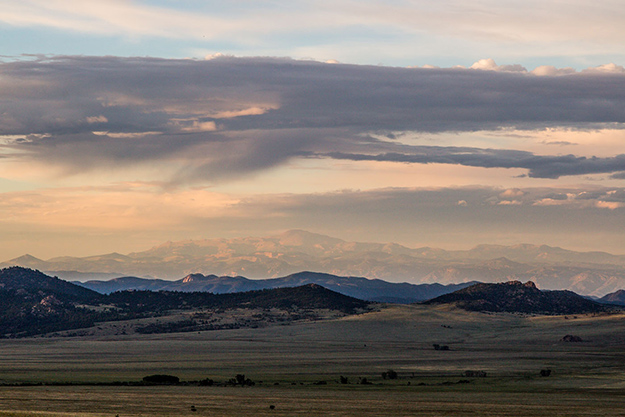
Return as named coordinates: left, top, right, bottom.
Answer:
left=3, top=230, right=625, bottom=297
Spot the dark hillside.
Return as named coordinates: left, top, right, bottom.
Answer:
left=424, top=281, right=609, bottom=314
left=0, top=267, right=105, bottom=337
left=217, top=283, right=370, bottom=313
left=0, top=267, right=101, bottom=301
left=105, top=284, right=369, bottom=314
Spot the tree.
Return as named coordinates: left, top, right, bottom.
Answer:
left=381, top=369, right=398, bottom=380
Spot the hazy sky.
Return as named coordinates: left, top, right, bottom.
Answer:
left=1, top=0, right=625, bottom=259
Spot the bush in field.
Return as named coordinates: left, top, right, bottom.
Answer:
left=228, top=374, right=255, bottom=386
left=381, top=369, right=398, bottom=380
left=462, top=370, right=487, bottom=378
left=142, top=374, right=180, bottom=384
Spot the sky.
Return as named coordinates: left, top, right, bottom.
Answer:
left=1, top=0, right=625, bottom=259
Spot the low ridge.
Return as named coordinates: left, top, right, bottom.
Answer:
left=424, top=280, right=609, bottom=314
left=600, top=289, right=625, bottom=306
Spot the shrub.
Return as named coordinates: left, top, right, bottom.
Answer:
left=381, top=369, right=398, bottom=380
left=228, top=374, right=254, bottom=386
left=142, top=374, right=180, bottom=384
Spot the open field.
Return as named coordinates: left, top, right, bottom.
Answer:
left=1, top=304, right=625, bottom=416
left=1, top=385, right=624, bottom=417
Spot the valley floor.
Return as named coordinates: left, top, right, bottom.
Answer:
left=1, top=304, right=625, bottom=416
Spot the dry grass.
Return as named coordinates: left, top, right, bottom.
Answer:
left=1, top=304, right=625, bottom=416
left=1, top=385, right=624, bottom=417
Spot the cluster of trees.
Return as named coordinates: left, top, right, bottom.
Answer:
left=227, top=374, right=255, bottom=386
left=141, top=374, right=251, bottom=386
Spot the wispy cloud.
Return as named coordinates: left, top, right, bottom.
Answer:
left=0, top=0, right=246, bottom=39
left=3, top=0, right=625, bottom=48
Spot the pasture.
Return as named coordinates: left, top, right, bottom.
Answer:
left=1, top=304, right=624, bottom=416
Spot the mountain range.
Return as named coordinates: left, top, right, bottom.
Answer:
left=1, top=266, right=622, bottom=338
left=76, top=271, right=477, bottom=303
left=3, top=230, right=625, bottom=296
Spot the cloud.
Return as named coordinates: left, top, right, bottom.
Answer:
left=317, top=150, right=625, bottom=179
left=595, top=201, right=625, bottom=210
left=0, top=0, right=257, bottom=40
left=3, top=0, right=625, bottom=55
left=500, top=188, right=525, bottom=198
left=531, top=66, right=577, bottom=76
left=582, top=63, right=625, bottom=74
left=542, top=140, right=577, bottom=146
left=470, top=58, right=526, bottom=73
left=85, top=115, right=108, bottom=124
left=468, top=60, right=622, bottom=77
left=1, top=56, right=625, bottom=183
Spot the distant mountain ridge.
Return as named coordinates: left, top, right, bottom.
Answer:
left=600, top=290, right=625, bottom=306
left=3, top=230, right=625, bottom=296
left=424, top=281, right=609, bottom=315
left=76, top=271, right=477, bottom=303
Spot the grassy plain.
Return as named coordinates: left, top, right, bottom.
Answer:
left=1, top=304, right=625, bottom=416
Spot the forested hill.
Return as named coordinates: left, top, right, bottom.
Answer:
left=424, top=281, right=610, bottom=314
left=0, top=267, right=370, bottom=338
left=105, top=283, right=369, bottom=314
left=0, top=266, right=100, bottom=301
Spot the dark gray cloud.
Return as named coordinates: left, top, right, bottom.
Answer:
left=318, top=150, right=625, bottom=179
left=543, top=141, right=577, bottom=146
left=1, top=55, right=625, bottom=182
